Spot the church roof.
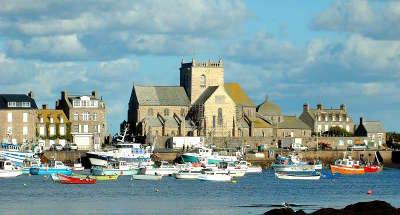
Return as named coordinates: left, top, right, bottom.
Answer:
left=224, top=83, right=255, bottom=106
left=133, top=85, right=190, bottom=106
left=257, top=97, right=282, bottom=116
left=193, top=86, right=218, bottom=105
left=278, top=116, right=311, bottom=129
left=252, top=117, right=272, bottom=128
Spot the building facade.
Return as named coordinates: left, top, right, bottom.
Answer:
left=128, top=85, right=193, bottom=137
left=56, top=91, right=106, bottom=150
left=36, top=104, right=70, bottom=150
left=0, top=92, right=37, bottom=144
left=354, top=117, right=386, bottom=147
left=299, top=103, right=354, bottom=134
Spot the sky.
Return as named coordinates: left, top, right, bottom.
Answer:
left=1, top=0, right=399, bottom=134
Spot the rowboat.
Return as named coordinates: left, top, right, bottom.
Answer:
left=275, top=172, right=321, bottom=180
left=58, top=174, right=96, bottom=184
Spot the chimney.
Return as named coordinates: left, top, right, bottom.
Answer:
left=91, top=90, right=98, bottom=98
left=303, top=103, right=309, bottom=112
left=317, top=103, right=323, bottom=110
left=340, top=104, right=346, bottom=111
left=359, top=117, right=363, bottom=125
left=42, top=104, right=48, bottom=110
left=27, top=91, right=33, bottom=98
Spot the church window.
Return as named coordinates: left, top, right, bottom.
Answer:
left=200, top=75, right=206, bottom=88
left=212, top=116, right=216, bottom=128
left=218, top=108, right=223, bottom=126
left=164, top=108, right=169, bottom=116
left=180, top=108, right=185, bottom=117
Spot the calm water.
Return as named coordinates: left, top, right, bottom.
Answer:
left=0, top=169, right=399, bottom=215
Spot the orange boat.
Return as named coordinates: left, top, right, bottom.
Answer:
left=330, top=157, right=365, bottom=175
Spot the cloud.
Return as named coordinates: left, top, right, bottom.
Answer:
left=311, top=0, right=400, bottom=40
left=0, top=0, right=249, bottom=61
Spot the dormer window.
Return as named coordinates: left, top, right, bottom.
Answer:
left=73, top=100, right=81, bottom=107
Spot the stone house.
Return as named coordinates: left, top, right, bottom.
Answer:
left=276, top=116, right=312, bottom=138
left=299, top=103, right=354, bottom=134
left=354, top=117, right=386, bottom=147
left=0, top=92, right=37, bottom=144
left=36, top=104, right=70, bottom=150
left=128, top=85, right=193, bottom=137
left=56, top=91, right=106, bottom=150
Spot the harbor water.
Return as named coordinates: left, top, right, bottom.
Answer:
left=0, top=169, right=399, bottom=215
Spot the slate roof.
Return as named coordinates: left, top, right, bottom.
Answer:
left=0, top=94, right=38, bottom=109
left=224, top=83, right=255, bottom=106
left=144, top=116, right=162, bottom=127
left=193, top=86, right=218, bottom=105
left=278, top=116, right=311, bottom=129
left=134, top=86, right=190, bottom=106
left=257, top=98, right=282, bottom=116
left=252, top=117, right=272, bottom=128
left=363, top=121, right=385, bottom=133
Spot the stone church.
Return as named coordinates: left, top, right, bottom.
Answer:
left=128, top=59, right=273, bottom=138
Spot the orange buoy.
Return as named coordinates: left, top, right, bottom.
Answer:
left=367, top=189, right=373, bottom=195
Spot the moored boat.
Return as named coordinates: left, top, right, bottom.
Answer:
left=364, top=165, right=382, bottom=173
left=197, top=168, right=232, bottom=182
left=72, top=163, right=84, bottom=171
left=58, top=174, right=96, bottom=184
left=175, top=168, right=202, bottom=179
left=275, top=172, right=321, bottom=180
left=272, top=155, right=322, bottom=172
left=29, top=161, right=72, bottom=175
left=330, top=157, right=365, bottom=175
left=0, top=159, right=23, bottom=178
left=131, top=167, right=162, bottom=180
left=91, top=160, right=138, bottom=176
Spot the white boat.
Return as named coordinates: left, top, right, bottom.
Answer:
left=72, top=163, right=84, bottom=171
left=146, top=161, right=178, bottom=176
left=275, top=172, right=321, bottom=180
left=197, top=168, right=232, bottom=182
left=0, top=143, right=41, bottom=168
left=181, top=146, right=239, bottom=165
left=0, top=159, right=23, bottom=178
left=175, top=168, right=202, bottom=179
left=272, top=155, right=322, bottom=172
left=236, top=161, right=262, bottom=173
left=218, top=162, right=246, bottom=177
left=131, top=174, right=162, bottom=180
left=86, top=126, right=153, bottom=167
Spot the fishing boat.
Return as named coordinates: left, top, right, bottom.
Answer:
left=180, top=146, right=238, bottom=165
left=148, top=161, right=178, bottom=176
left=91, top=160, right=138, bottom=176
left=364, top=151, right=383, bottom=173
left=236, top=161, right=262, bottom=173
left=29, top=160, right=72, bottom=175
left=275, top=172, right=321, bottom=180
left=272, top=155, right=322, bottom=172
left=0, top=159, right=23, bottom=178
left=219, top=162, right=246, bottom=177
left=174, top=168, right=203, bottom=179
left=131, top=168, right=162, bottom=180
left=330, top=156, right=365, bottom=175
left=58, top=174, right=96, bottom=184
left=0, top=143, right=41, bottom=168
left=197, top=168, right=232, bottom=182
left=86, top=126, right=153, bottom=167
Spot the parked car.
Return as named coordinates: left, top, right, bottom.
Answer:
left=65, top=143, right=78, bottom=151
left=50, top=144, right=63, bottom=151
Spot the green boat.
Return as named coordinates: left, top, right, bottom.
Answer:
left=72, top=173, right=119, bottom=181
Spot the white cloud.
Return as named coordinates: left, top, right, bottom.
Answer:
left=311, top=0, right=400, bottom=40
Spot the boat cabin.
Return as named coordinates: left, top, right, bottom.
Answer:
left=0, top=159, right=16, bottom=171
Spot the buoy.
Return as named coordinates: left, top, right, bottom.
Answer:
left=367, top=189, right=373, bottom=195
left=154, top=188, right=159, bottom=192
left=23, top=183, right=27, bottom=187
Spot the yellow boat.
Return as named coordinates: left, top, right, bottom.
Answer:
left=72, top=173, right=119, bottom=181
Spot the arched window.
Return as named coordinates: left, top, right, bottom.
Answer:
left=200, top=74, right=206, bottom=88
left=217, top=108, right=223, bottom=126
left=147, top=108, right=153, bottom=116
left=164, top=108, right=169, bottom=116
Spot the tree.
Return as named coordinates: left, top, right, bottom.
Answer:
left=323, top=126, right=352, bottom=137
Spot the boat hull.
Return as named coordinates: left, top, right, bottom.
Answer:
left=246, top=167, right=262, bottom=173
left=197, top=174, right=232, bottom=182
left=0, top=170, right=23, bottom=178
left=58, top=174, right=96, bottom=184
left=364, top=165, right=382, bottom=173
left=29, top=167, right=72, bottom=175
left=175, top=172, right=201, bottom=179
left=181, top=154, right=199, bottom=163
left=330, top=165, right=365, bottom=175
left=275, top=172, right=320, bottom=180
left=131, top=175, right=162, bottom=180
left=91, top=168, right=138, bottom=176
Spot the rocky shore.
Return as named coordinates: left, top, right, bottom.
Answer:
left=264, top=201, right=400, bottom=215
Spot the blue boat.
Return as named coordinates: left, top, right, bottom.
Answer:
left=29, top=161, right=72, bottom=175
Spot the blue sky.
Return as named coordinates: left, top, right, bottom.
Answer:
left=0, top=0, right=399, bottom=133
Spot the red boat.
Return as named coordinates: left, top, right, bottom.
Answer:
left=58, top=174, right=96, bottom=184
left=364, top=165, right=382, bottom=173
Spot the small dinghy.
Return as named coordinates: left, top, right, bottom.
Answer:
left=275, top=172, right=321, bottom=180
left=58, top=174, right=96, bottom=184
